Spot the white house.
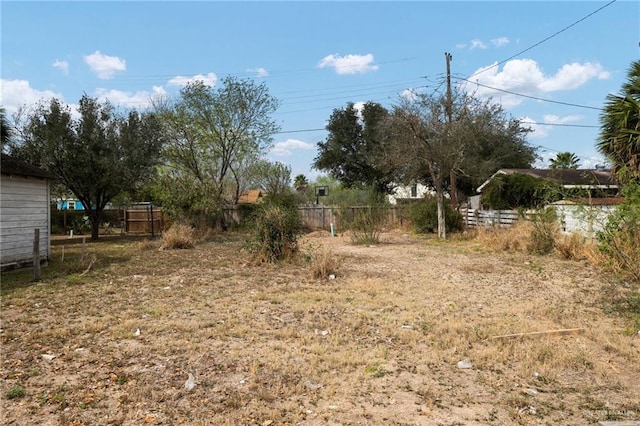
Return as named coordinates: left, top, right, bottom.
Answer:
left=387, top=183, right=434, bottom=205
left=1, top=154, right=53, bottom=271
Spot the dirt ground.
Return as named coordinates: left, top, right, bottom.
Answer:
left=1, top=230, right=638, bottom=425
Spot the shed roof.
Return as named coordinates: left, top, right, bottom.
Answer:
left=237, top=189, right=264, bottom=204
left=552, top=197, right=625, bottom=206
left=1, top=153, right=55, bottom=179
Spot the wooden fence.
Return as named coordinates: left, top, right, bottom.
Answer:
left=224, top=205, right=405, bottom=231
left=124, top=205, right=164, bottom=236
left=462, top=208, right=535, bottom=228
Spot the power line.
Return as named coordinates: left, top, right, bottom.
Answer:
left=454, top=77, right=604, bottom=111
left=275, top=128, right=325, bottom=135
left=520, top=121, right=599, bottom=128
left=464, top=0, right=618, bottom=80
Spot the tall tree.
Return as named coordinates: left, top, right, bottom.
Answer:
left=14, top=96, right=164, bottom=240
left=455, top=108, right=535, bottom=195
left=156, top=77, right=280, bottom=226
left=549, top=151, right=580, bottom=169
left=598, top=60, right=640, bottom=184
left=247, top=160, right=292, bottom=195
left=314, top=102, right=392, bottom=194
left=384, top=91, right=532, bottom=238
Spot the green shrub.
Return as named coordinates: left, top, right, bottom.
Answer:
left=5, top=385, right=26, bottom=399
left=482, top=173, right=561, bottom=209
left=248, top=193, right=302, bottom=262
left=407, top=197, right=463, bottom=234
left=340, top=206, right=387, bottom=245
left=597, top=183, right=640, bottom=283
left=335, top=190, right=390, bottom=245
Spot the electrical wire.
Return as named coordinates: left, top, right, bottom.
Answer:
left=454, top=77, right=604, bottom=111
left=464, top=0, right=618, bottom=81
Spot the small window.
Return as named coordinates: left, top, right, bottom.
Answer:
left=410, top=184, right=418, bottom=198
left=68, top=200, right=76, bottom=210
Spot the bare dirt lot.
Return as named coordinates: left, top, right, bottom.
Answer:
left=1, top=231, right=639, bottom=425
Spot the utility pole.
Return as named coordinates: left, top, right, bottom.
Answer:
left=445, top=52, right=457, bottom=208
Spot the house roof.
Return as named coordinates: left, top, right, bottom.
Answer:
left=1, top=153, right=55, bottom=179
left=237, top=189, right=264, bottom=204
left=477, top=168, right=618, bottom=192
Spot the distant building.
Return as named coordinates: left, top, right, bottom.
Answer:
left=56, top=198, right=86, bottom=210
left=387, top=183, right=434, bottom=205
left=237, top=189, right=265, bottom=204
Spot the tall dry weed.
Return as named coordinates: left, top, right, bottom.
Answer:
left=307, top=247, right=340, bottom=279
left=161, top=223, right=196, bottom=249
left=554, top=232, right=593, bottom=261
left=472, top=221, right=532, bottom=253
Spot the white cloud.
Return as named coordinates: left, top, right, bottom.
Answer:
left=317, top=53, right=378, bottom=75
left=458, top=37, right=509, bottom=50
left=52, top=59, right=69, bottom=75
left=401, top=88, right=419, bottom=101
left=491, top=37, right=509, bottom=47
left=248, top=67, right=269, bottom=78
left=0, top=79, right=62, bottom=114
left=539, top=62, right=610, bottom=92
left=84, top=51, right=126, bottom=79
left=470, top=39, right=487, bottom=50
left=353, top=101, right=365, bottom=122
left=167, top=72, right=217, bottom=87
left=94, top=86, right=167, bottom=109
left=463, top=59, right=610, bottom=108
left=271, top=138, right=315, bottom=156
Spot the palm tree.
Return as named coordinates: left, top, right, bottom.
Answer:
left=598, top=60, right=640, bottom=183
left=1, top=107, right=12, bottom=150
left=294, top=174, right=309, bottom=192
left=549, top=152, right=580, bottom=169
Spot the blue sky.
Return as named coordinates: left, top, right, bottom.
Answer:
left=2, top=1, right=638, bottom=181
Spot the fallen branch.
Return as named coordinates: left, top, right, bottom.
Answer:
left=491, top=328, right=586, bottom=340
left=79, top=256, right=96, bottom=276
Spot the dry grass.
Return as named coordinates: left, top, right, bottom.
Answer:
left=1, top=231, right=638, bottom=425
left=470, top=221, right=533, bottom=253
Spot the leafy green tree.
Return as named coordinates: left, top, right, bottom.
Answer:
left=307, top=175, right=378, bottom=206
left=247, top=160, right=292, bottom=195
left=1, top=107, right=11, bottom=150
left=314, top=102, right=393, bottom=194
left=598, top=60, right=640, bottom=184
left=550, top=152, right=580, bottom=169
left=384, top=90, right=531, bottom=238
left=455, top=112, right=535, bottom=196
left=155, top=77, right=280, bottom=227
left=14, top=96, right=164, bottom=240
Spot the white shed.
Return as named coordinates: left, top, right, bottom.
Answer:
left=1, top=154, right=53, bottom=271
left=551, top=197, right=624, bottom=238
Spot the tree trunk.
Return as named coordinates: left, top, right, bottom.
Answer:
left=435, top=178, right=446, bottom=240
left=89, top=211, right=101, bottom=241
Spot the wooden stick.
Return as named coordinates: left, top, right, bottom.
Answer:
left=491, top=328, right=586, bottom=340
left=33, top=228, right=41, bottom=281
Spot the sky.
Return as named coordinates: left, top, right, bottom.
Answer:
left=1, top=1, right=639, bottom=182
